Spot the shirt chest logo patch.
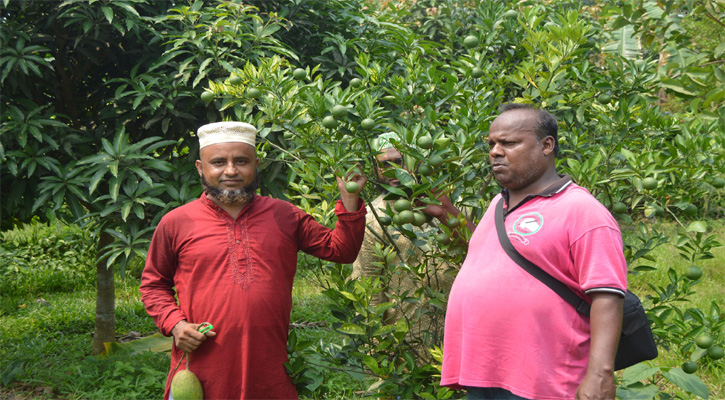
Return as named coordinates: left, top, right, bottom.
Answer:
left=513, top=212, right=543, bottom=236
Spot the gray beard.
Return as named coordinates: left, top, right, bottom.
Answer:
left=201, top=171, right=260, bottom=205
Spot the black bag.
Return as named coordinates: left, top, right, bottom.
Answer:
left=494, top=198, right=658, bottom=370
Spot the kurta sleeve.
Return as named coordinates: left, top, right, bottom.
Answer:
left=297, top=199, right=367, bottom=264
left=139, top=220, right=187, bottom=336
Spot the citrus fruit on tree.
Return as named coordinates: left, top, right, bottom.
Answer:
left=683, top=203, right=698, bottom=217
left=200, top=91, right=214, bottom=102
left=412, top=212, right=426, bottom=227
left=331, top=105, right=348, bottom=119
left=229, top=75, right=242, bottom=85
left=417, top=135, right=434, bottom=149
left=696, top=334, right=714, bottom=349
left=429, top=155, right=444, bottom=167
left=708, top=346, right=724, bottom=360
left=322, top=116, right=338, bottom=129
left=598, top=93, right=612, bottom=104
left=361, top=118, right=376, bottom=130
left=436, top=232, right=451, bottom=244
left=504, top=9, right=518, bottom=19
left=713, top=177, right=725, bottom=189
left=471, top=67, right=484, bottom=79
left=682, top=361, right=698, bottom=374
left=394, top=199, right=412, bottom=212
left=247, top=88, right=262, bottom=99
left=349, top=78, right=362, bottom=88
left=463, top=35, right=479, bottom=49
left=642, top=177, right=658, bottom=190
left=378, top=215, right=392, bottom=226
left=293, top=68, right=307, bottom=80
left=685, top=265, right=703, bottom=280
left=392, top=214, right=401, bottom=225
left=612, top=202, right=627, bottom=214
left=397, top=210, right=414, bottom=224
left=345, top=181, right=360, bottom=193
left=418, top=164, right=433, bottom=176
left=447, top=217, right=460, bottom=228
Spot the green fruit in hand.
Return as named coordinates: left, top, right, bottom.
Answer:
left=503, top=9, right=519, bottom=19
left=361, top=118, right=376, bottom=130
left=418, top=164, right=433, bottom=176
left=685, top=265, right=703, bottom=280
left=641, top=177, right=658, bottom=190
left=471, top=67, right=484, bottom=79
left=612, top=202, right=627, bottom=214
left=429, top=155, right=444, bottom=167
left=200, top=91, right=214, bottom=102
left=683, top=203, right=698, bottom=217
left=293, top=68, right=307, bottom=80
left=229, top=75, right=242, bottom=85
left=712, top=177, right=725, bottom=189
left=247, top=88, right=262, bottom=99
left=447, top=217, right=460, bottom=228
left=417, top=135, right=434, bottom=149
left=170, top=369, right=204, bottom=400
left=412, top=212, right=426, bottom=227
left=397, top=210, right=414, bottom=224
left=378, top=215, right=392, bottom=226
left=322, top=115, right=338, bottom=129
left=682, top=361, right=698, bottom=374
left=696, top=334, right=714, bottom=349
left=708, top=346, right=724, bottom=360
left=349, top=78, right=362, bottom=88
left=463, top=35, right=479, bottom=49
left=331, top=105, right=348, bottom=119
left=345, top=181, right=360, bottom=193
left=394, top=199, right=412, bottom=212
left=598, top=93, right=612, bottom=104
left=436, top=232, right=451, bottom=244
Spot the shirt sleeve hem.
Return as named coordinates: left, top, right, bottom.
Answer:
left=585, top=287, right=626, bottom=297
left=335, top=199, right=367, bottom=218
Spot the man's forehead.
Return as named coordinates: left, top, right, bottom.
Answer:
left=200, top=142, right=257, bottom=157
left=377, top=147, right=401, bottom=161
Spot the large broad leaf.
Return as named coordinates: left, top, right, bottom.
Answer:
left=661, top=367, right=709, bottom=399
left=101, top=333, right=172, bottom=357
left=603, top=24, right=640, bottom=59
left=616, top=382, right=659, bottom=400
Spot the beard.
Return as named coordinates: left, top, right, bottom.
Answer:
left=201, top=170, right=260, bottom=205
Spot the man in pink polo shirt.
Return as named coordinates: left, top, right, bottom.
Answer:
left=441, top=104, right=627, bottom=399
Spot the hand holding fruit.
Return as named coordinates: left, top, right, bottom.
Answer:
left=336, top=167, right=367, bottom=212
left=171, top=320, right=216, bottom=353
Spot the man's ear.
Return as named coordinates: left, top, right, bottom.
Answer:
left=255, top=157, right=260, bottom=168
left=541, top=136, right=556, bottom=156
left=195, top=159, right=203, bottom=177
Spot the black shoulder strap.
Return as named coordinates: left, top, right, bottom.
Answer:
left=494, top=198, right=591, bottom=316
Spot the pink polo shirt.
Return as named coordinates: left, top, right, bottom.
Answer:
left=441, top=182, right=627, bottom=399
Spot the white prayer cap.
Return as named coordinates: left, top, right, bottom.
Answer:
left=197, top=121, right=257, bottom=149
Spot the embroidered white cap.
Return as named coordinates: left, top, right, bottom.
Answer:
left=197, top=121, right=257, bottom=149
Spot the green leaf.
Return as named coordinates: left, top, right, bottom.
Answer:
left=686, top=221, right=707, bottom=233
left=660, top=79, right=697, bottom=97
left=101, top=6, right=113, bottom=24
left=661, top=368, right=709, bottom=399
left=616, top=382, right=659, bottom=400
left=337, top=323, right=365, bottom=335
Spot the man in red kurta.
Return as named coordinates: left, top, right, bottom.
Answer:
left=140, top=121, right=367, bottom=400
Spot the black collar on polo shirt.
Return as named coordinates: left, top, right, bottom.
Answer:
left=501, top=174, right=573, bottom=216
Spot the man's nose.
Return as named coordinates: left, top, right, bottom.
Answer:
left=489, top=143, right=504, bottom=157
left=224, top=161, right=238, bottom=175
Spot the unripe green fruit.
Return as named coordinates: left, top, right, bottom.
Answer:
left=612, top=202, right=627, bottom=214
left=683, top=203, right=698, bottom=217
left=708, top=346, right=724, bottom=360
left=436, top=232, right=451, bottom=244
left=429, top=155, right=444, bottom=167
left=598, top=93, right=612, bottom=104
left=685, top=265, right=703, bottom=280
left=463, top=35, right=479, bottom=49
left=418, top=164, right=433, bottom=176
left=394, top=199, right=412, bottom=212
left=349, top=78, right=362, bottom=88
left=229, top=75, right=242, bottom=85
left=412, top=212, right=426, bottom=227
left=345, top=181, right=360, bottom=193
left=378, top=215, right=392, bottom=226
left=712, top=177, right=725, bottom=189
left=696, top=334, right=714, bottom=349
left=447, top=217, right=460, bottom=228
left=397, top=210, right=414, bottom=224
left=293, top=68, right=307, bottom=80
left=322, top=115, right=338, bottom=129
left=170, top=369, right=204, bottom=400
left=331, top=105, right=348, bottom=119
left=392, top=214, right=401, bottom=225
left=682, top=361, right=698, bottom=374
left=417, top=136, right=434, bottom=149
left=504, top=9, right=519, bottom=19
left=471, top=67, right=484, bottom=79
left=247, top=88, right=262, bottom=99
left=642, top=177, right=658, bottom=190
left=200, top=91, right=214, bottom=102
left=361, top=118, right=376, bottom=130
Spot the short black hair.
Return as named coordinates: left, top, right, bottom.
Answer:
left=499, top=103, right=559, bottom=156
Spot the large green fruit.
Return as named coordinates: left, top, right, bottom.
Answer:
left=361, top=118, right=376, bottom=130
left=463, top=35, right=479, bottom=49
left=229, top=75, right=242, bottom=85
left=170, top=369, right=204, bottom=400
left=200, top=91, right=214, bottom=102
left=412, top=212, right=426, bottom=227
left=322, top=116, right=338, bottom=129
left=394, top=199, right=412, bottom=212
left=397, top=210, right=414, bottom=224
left=418, top=164, right=433, bottom=176
left=695, top=334, right=714, bottom=349
left=612, top=202, right=627, bottom=214
left=378, top=215, right=392, bottom=226
left=436, top=232, right=451, bottom=244
left=429, top=155, right=444, bottom=167
left=293, top=68, right=307, bottom=80
left=331, top=105, right=348, bottom=119
left=708, top=346, right=724, bottom=360
left=682, top=361, right=698, bottom=374
left=447, top=217, right=460, bottom=228
left=685, top=265, right=703, bottom=280
left=471, top=67, right=484, bottom=79
left=247, top=88, right=262, bottom=99
left=349, top=78, right=362, bottom=88
left=683, top=203, right=698, bottom=217
left=713, top=177, right=725, bottom=189
left=641, top=177, right=658, bottom=190
left=417, top=135, right=434, bottom=149
left=598, top=93, right=612, bottom=104
left=345, top=181, right=360, bottom=193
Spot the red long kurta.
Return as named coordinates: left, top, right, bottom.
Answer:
left=140, top=194, right=366, bottom=400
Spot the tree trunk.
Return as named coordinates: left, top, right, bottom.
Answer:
left=92, top=230, right=115, bottom=355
